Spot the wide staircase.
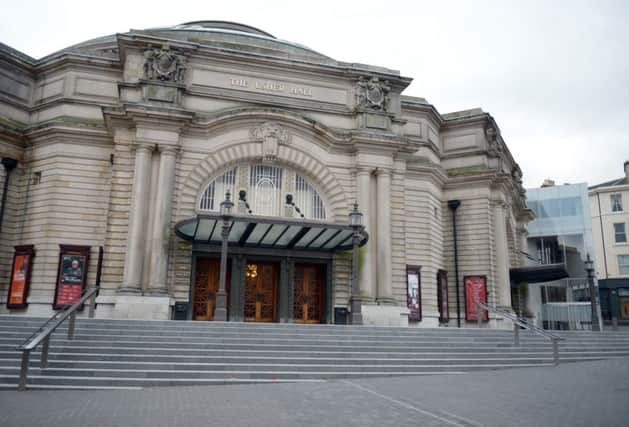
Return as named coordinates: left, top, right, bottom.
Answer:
left=1, top=316, right=628, bottom=389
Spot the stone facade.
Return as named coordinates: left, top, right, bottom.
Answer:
left=0, top=21, right=532, bottom=326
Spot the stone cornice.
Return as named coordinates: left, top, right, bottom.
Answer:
left=405, top=159, right=449, bottom=186
left=400, top=97, right=443, bottom=127
left=102, top=103, right=195, bottom=134
left=116, top=32, right=412, bottom=91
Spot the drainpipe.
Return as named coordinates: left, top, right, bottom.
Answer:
left=596, top=192, right=609, bottom=279
left=0, top=158, right=18, bottom=233
left=448, top=200, right=462, bottom=328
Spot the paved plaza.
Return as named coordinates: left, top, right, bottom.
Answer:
left=1, top=357, right=628, bottom=427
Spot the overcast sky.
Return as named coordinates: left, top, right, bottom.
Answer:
left=2, top=0, right=628, bottom=188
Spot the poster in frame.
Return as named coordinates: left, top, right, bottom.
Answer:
left=464, top=275, right=488, bottom=321
left=6, top=245, right=35, bottom=309
left=406, top=265, right=421, bottom=321
left=53, top=245, right=90, bottom=310
left=437, top=270, right=449, bottom=323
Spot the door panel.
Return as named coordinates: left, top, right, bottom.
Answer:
left=244, top=262, right=278, bottom=322
left=294, top=263, right=324, bottom=324
left=193, top=258, right=229, bottom=321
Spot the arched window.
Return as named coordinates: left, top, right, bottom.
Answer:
left=295, top=174, right=326, bottom=220
left=198, top=165, right=326, bottom=220
left=199, top=168, right=236, bottom=211
left=250, top=165, right=283, bottom=217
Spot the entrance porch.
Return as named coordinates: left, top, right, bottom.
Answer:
left=175, top=209, right=368, bottom=324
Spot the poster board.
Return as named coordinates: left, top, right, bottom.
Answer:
left=437, top=270, right=449, bottom=323
left=53, top=245, right=90, bottom=309
left=406, top=265, right=421, bottom=321
left=464, top=275, right=488, bottom=321
left=6, top=245, right=35, bottom=309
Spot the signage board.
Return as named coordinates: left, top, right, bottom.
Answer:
left=53, top=245, right=90, bottom=309
left=464, top=275, right=488, bottom=321
left=7, top=245, right=35, bottom=309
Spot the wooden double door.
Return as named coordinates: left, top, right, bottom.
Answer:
left=293, top=263, right=324, bottom=324
left=193, top=258, right=230, bottom=321
left=193, top=258, right=325, bottom=323
left=244, top=262, right=278, bottom=322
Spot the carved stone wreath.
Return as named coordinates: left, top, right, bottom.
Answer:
left=143, top=45, right=186, bottom=83
left=356, top=76, right=391, bottom=111
left=250, top=122, right=291, bottom=162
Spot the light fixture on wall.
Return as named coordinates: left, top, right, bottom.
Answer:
left=246, top=264, right=258, bottom=279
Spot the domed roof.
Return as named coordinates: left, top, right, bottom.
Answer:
left=138, top=20, right=334, bottom=64
left=54, top=21, right=333, bottom=65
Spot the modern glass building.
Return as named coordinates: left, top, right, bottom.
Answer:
left=523, top=182, right=597, bottom=328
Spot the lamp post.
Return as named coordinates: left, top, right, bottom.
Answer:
left=214, top=191, right=234, bottom=321
left=349, top=202, right=363, bottom=325
left=448, top=199, right=461, bottom=328
left=585, top=254, right=601, bottom=332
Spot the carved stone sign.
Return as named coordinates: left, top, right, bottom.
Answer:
left=144, top=46, right=186, bottom=83
left=230, top=78, right=313, bottom=97
left=356, top=76, right=391, bottom=111
left=250, top=122, right=291, bottom=162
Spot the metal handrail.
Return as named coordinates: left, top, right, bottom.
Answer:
left=476, top=301, right=564, bottom=365
left=16, top=286, right=99, bottom=390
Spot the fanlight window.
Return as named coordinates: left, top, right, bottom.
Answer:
left=198, top=165, right=326, bottom=220
left=295, top=175, right=326, bottom=220
left=199, top=168, right=236, bottom=211
left=250, top=165, right=283, bottom=216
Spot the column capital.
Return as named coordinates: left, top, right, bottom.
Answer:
left=157, top=144, right=180, bottom=156
left=355, top=166, right=374, bottom=176
left=133, top=142, right=155, bottom=153
left=374, top=167, right=392, bottom=177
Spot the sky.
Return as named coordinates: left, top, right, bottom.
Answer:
left=1, top=0, right=628, bottom=189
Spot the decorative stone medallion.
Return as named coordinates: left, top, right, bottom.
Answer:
left=143, top=45, right=186, bottom=83
left=356, top=76, right=391, bottom=111
left=250, top=122, right=291, bottom=162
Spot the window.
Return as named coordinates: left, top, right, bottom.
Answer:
left=528, top=197, right=582, bottom=218
left=619, top=255, right=629, bottom=275
left=198, top=165, right=327, bottom=220
left=294, top=175, right=326, bottom=220
left=199, top=168, right=237, bottom=211
left=611, top=193, right=623, bottom=212
left=614, top=223, right=627, bottom=243
left=250, top=165, right=283, bottom=216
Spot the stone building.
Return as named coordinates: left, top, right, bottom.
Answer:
left=589, top=161, right=629, bottom=323
left=0, top=21, right=532, bottom=327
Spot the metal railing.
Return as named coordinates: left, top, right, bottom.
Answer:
left=476, top=301, right=564, bottom=365
left=541, top=302, right=592, bottom=330
left=16, top=286, right=99, bottom=391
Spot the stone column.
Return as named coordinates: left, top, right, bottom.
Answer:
left=375, top=169, right=393, bottom=302
left=147, top=145, right=179, bottom=295
left=120, top=143, right=154, bottom=293
left=356, top=167, right=375, bottom=299
left=493, top=202, right=511, bottom=307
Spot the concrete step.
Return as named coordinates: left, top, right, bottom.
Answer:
left=1, top=315, right=627, bottom=390
left=1, top=355, right=577, bottom=370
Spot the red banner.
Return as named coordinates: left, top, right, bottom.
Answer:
left=464, top=275, right=488, bottom=321
left=54, top=246, right=90, bottom=309
left=7, top=246, right=35, bottom=309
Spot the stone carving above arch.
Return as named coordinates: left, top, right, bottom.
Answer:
left=250, top=122, right=292, bottom=162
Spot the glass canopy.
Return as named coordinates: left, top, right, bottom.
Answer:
left=175, top=213, right=368, bottom=252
